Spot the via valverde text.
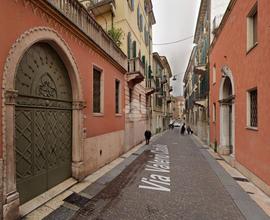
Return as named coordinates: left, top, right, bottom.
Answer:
left=138, top=144, right=171, bottom=192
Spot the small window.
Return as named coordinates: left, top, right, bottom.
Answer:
left=247, top=88, right=258, bottom=128
left=247, top=4, right=258, bottom=50
left=115, top=80, right=120, bottom=114
left=213, top=65, right=216, bottom=84
left=93, top=68, right=102, bottom=113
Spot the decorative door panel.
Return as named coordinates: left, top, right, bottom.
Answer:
left=15, top=43, right=72, bottom=204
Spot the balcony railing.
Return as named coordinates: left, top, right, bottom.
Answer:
left=127, top=57, right=145, bottom=87
left=145, top=78, right=156, bottom=95
left=46, top=0, right=126, bottom=69
left=128, top=57, right=145, bottom=74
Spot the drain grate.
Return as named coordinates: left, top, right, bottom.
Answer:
left=64, top=192, right=90, bottom=208
left=233, top=177, right=249, bottom=182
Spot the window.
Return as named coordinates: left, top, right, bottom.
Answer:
left=130, top=0, right=134, bottom=11
left=132, top=41, right=137, bottom=58
left=137, top=6, right=140, bottom=28
left=127, top=32, right=132, bottom=59
left=247, top=88, right=258, bottom=128
left=213, top=65, right=216, bottom=84
left=247, top=4, right=258, bottom=50
left=115, top=80, right=120, bottom=114
left=93, top=68, right=102, bottom=113
left=140, top=14, right=143, bottom=32
left=212, top=103, right=216, bottom=122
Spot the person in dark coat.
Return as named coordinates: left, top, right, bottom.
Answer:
left=144, top=130, right=152, bottom=145
left=187, top=125, right=193, bottom=135
left=181, top=123, right=186, bottom=135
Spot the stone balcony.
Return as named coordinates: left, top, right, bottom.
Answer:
left=87, top=0, right=116, bottom=16
left=145, top=78, right=156, bottom=96
left=194, top=64, right=207, bottom=75
left=127, top=57, right=145, bottom=88
left=46, top=0, right=126, bottom=70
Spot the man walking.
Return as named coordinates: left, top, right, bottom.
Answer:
left=144, top=130, right=152, bottom=145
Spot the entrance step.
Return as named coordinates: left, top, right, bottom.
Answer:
left=20, top=178, right=77, bottom=217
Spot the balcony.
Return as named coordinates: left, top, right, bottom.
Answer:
left=194, top=65, right=207, bottom=75
left=145, top=78, right=156, bottom=96
left=46, top=0, right=126, bottom=70
left=88, top=0, right=116, bottom=16
left=127, top=57, right=145, bottom=87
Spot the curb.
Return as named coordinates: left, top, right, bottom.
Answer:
left=191, top=135, right=270, bottom=220
left=43, top=138, right=159, bottom=219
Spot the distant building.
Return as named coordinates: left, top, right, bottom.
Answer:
left=150, top=52, right=173, bottom=133
left=183, top=0, right=210, bottom=144
left=210, top=0, right=270, bottom=196
left=172, top=96, right=185, bottom=120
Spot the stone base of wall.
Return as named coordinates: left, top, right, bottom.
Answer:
left=125, top=120, right=146, bottom=152
left=210, top=143, right=270, bottom=198
left=234, top=160, right=270, bottom=197
left=83, top=130, right=125, bottom=176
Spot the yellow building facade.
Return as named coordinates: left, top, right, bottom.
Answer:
left=81, top=0, right=156, bottom=149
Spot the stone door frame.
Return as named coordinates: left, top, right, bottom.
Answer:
left=2, top=27, right=85, bottom=218
left=219, top=65, right=235, bottom=156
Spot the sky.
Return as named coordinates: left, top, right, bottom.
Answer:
left=152, top=0, right=201, bottom=96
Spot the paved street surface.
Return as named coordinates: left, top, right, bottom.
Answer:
left=71, top=130, right=246, bottom=220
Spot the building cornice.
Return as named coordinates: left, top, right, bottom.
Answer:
left=210, top=0, right=237, bottom=53
left=32, top=0, right=127, bottom=73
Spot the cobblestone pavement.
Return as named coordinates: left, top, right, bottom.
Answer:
left=70, top=130, right=247, bottom=220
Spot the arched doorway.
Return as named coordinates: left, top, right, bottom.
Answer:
left=15, top=43, right=72, bottom=203
left=219, top=66, right=235, bottom=156
left=2, top=28, right=85, bottom=218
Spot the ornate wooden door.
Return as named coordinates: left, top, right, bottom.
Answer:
left=15, top=43, right=72, bottom=204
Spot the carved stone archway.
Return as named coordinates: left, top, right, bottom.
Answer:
left=2, top=27, right=85, bottom=218
left=219, top=65, right=235, bottom=156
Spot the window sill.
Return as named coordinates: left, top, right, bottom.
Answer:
left=246, top=126, right=258, bottom=131
left=115, top=113, right=122, bottom=117
left=246, top=42, right=258, bottom=55
left=93, top=113, right=104, bottom=117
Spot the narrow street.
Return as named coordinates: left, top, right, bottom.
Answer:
left=45, top=130, right=267, bottom=220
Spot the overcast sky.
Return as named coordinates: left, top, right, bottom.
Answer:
left=152, top=0, right=201, bottom=96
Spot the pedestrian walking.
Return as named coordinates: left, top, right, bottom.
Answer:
left=187, top=125, right=193, bottom=135
left=144, top=130, right=152, bottom=145
left=181, top=123, right=186, bottom=135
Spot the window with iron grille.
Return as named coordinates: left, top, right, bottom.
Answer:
left=115, top=80, right=120, bottom=114
left=249, top=89, right=257, bottom=127
left=93, top=68, right=101, bottom=113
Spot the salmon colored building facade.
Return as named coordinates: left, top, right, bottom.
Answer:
left=210, top=0, right=270, bottom=197
left=0, top=0, right=127, bottom=218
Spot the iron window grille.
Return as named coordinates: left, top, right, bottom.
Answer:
left=249, top=89, right=257, bottom=127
